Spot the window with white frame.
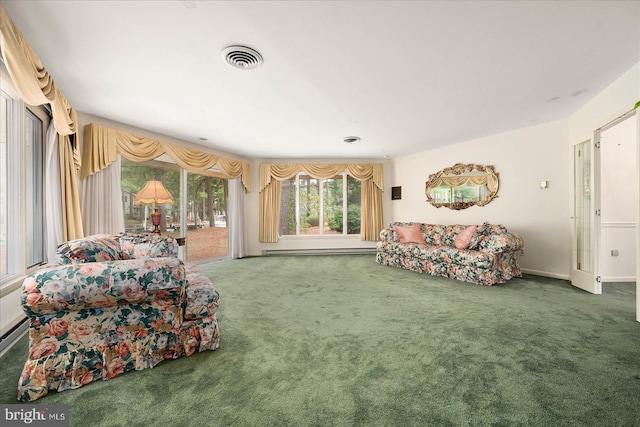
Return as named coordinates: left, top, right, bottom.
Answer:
left=279, top=172, right=361, bottom=236
left=0, top=69, right=48, bottom=285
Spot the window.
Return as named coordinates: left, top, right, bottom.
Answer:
left=26, top=110, right=44, bottom=267
left=0, top=70, right=49, bottom=285
left=120, top=158, right=181, bottom=238
left=121, top=159, right=229, bottom=263
left=0, top=91, right=8, bottom=279
left=279, top=172, right=361, bottom=236
left=186, top=172, right=228, bottom=261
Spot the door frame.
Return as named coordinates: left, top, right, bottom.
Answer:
left=571, top=109, right=638, bottom=296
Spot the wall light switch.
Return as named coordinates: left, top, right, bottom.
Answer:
left=611, top=249, right=619, bottom=257
left=540, top=180, right=548, bottom=189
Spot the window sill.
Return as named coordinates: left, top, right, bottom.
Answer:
left=0, top=275, right=24, bottom=298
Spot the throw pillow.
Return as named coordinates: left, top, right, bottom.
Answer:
left=454, top=225, right=477, bottom=249
left=396, top=224, right=424, bottom=244
left=119, top=233, right=178, bottom=259
left=468, top=222, right=491, bottom=250
left=56, top=235, right=124, bottom=264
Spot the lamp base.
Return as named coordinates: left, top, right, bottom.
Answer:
left=151, top=208, right=161, bottom=235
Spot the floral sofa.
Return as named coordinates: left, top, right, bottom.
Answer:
left=376, top=222, right=524, bottom=286
left=17, top=233, right=220, bottom=401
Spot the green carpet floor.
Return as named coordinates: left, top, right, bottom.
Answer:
left=1, top=255, right=639, bottom=426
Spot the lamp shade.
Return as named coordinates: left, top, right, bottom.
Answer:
left=134, top=180, right=174, bottom=205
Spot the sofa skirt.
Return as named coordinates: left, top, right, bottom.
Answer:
left=17, top=314, right=219, bottom=402
left=375, top=250, right=521, bottom=286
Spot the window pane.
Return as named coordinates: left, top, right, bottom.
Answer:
left=186, top=173, right=228, bottom=262
left=324, top=175, right=343, bottom=234
left=347, top=176, right=361, bottom=235
left=452, top=184, right=480, bottom=203
left=0, top=94, right=7, bottom=278
left=432, top=186, right=452, bottom=203
left=26, top=110, right=44, bottom=267
left=278, top=178, right=296, bottom=236
left=278, top=172, right=362, bottom=237
left=299, top=175, right=320, bottom=235
left=121, top=159, right=181, bottom=238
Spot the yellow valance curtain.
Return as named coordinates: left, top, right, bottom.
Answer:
left=0, top=5, right=83, bottom=240
left=81, top=123, right=251, bottom=193
left=259, top=163, right=384, bottom=242
left=430, top=175, right=498, bottom=192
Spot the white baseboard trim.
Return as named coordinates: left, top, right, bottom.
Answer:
left=520, top=268, right=570, bottom=281
left=601, top=276, right=636, bottom=283
left=263, top=248, right=377, bottom=256
left=0, top=316, right=28, bottom=358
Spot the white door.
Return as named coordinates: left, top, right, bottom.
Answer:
left=571, top=137, right=602, bottom=293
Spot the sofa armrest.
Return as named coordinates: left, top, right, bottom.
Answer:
left=118, top=233, right=179, bottom=259
left=479, top=232, right=524, bottom=254
left=22, top=257, right=186, bottom=317
left=379, top=228, right=397, bottom=242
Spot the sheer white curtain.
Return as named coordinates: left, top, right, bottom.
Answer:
left=228, top=177, right=246, bottom=258
left=81, top=154, right=125, bottom=235
left=44, top=122, right=64, bottom=262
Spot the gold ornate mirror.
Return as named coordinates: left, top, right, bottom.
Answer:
left=425, top=163, right=499, bottom=210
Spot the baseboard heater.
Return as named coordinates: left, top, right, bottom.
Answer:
left=0, top=316, right=28, bottom=355
left=263, top=248, right=377, bottom=256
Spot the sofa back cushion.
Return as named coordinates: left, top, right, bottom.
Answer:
left=422, top=224, right=447, bottom=245
left=56, top=235, right=124, bottom=264
left=118, top=233, right=178, bottom=259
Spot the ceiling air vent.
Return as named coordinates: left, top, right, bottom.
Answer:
left=343, top=136, right=361, bottom=144
left=222, top=45, right=263, bottom=70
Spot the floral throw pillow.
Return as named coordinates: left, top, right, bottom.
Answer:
left=468, top=222, right=491, bottom=250
left=118, top=233, right=178, bottom=259
left=56, top=235, right=124, bottom=264
left=396, top=224, right=424, bottom=244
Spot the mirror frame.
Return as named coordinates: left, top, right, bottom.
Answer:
left=425, top=163, right=499, bottom=210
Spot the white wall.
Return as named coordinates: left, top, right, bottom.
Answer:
left=600, top=114, right=637, bottom=281
left=568, top=64, right=639, bottom=142
left=390, top=120, right=571, bottom=278
left=245, top=158, right=393, bottom=256
left=0, top=287, right=25, bottom=336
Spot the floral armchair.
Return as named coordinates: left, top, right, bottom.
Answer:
left=17, top=233, right=220, bottom=401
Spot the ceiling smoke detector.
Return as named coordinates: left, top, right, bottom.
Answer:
left=222, top=45, right=263, bottom=70
left=343, top=136, right=361, bottom=144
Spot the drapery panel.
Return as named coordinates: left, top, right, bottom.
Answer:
left=81, top=155, right=125, bottom=236
left=0, top=6, right=78, bottom=136
left=259, top=163, right=384, bottom=242
left=44, top=122, right=64, bottom=262
left=228, top=178, right=247, bottom=259
left=1, top=5, right=83, bottom=241
left=60, top=135, right=84, bottom=240
left=81, top=123, right=251, bottom=192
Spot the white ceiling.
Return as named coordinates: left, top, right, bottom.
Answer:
left=2, top=1, right=638, bottom=160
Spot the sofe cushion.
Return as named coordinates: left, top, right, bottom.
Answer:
left=454, top=225, right=477, bottom=249
left=56, top=235, right=124, bottom=264
left=396, top=224, right=424, bottom=244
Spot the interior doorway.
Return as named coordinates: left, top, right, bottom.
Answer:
left=599, top=113, right=637, bottom=289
